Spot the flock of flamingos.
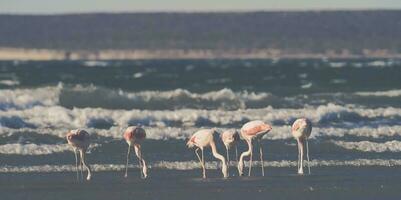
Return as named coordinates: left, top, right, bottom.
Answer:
left=66, top=118, right=312, bottom=181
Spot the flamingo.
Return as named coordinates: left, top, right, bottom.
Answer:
left=291, top=118, right=312, bottom=175
left=66, top=129, right=92, bottom=181
left=238, top=120, right=272, bottom=176
left=187, top=129, right=228, bottom=178
left=123, top=126, right=148, bottom=179
left=220, top=129, right=240, bottom=164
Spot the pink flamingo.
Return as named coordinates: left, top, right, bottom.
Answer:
left=238, top=120, right=272, bottom=176
left=123, top=126, right=148, bottom=179
left=220, top=129, right=240, bottom=164
left=187, top=129, right=228, bottom=178
left=291, top=118, right=312, bottom=175
left=66, top=129, right=92, bottom=181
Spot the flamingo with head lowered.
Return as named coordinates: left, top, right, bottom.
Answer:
left=291, top=118, right=312, bottom=175
left=66, top=129, right=92, bottom=181
left=123, top=126, right=148, bottom=179
left=221, top=129, right=240, bottom=164
left=187, top=129, right=228, bottom=179
left=238, top=120, right=272, bottom=176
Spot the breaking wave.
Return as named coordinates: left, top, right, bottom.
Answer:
left=332, top=140, right=401, bottom=153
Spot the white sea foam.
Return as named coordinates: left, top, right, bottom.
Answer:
left=367, top=60, right=388, bottom=67
left=0, top=159, right=400, bottom=173
left=0, top=143, right=71, bottom=155
left=1, top=103, right=401, bottom=140
left=0, top=143, right=101, bottom=155
left=1, top=84, right=400, bottom=112
left=82, top=61, right=109, bottom=67
left=0, top=86, right=60, bottom=110
left=354, top=89, right=401, bottom=97
left=59, top=85, right=281, bottom=110
left=0, top=80, right=20, bottom=86
left=329, top=62, right=347, bottom=68
left=332, top=140, right=401, bottom=153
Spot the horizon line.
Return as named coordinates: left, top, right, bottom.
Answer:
left=1, top=8, right=400, bottom=16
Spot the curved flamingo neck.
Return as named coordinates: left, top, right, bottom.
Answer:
left=210, top=141, right=224, bottom=163
left=238, top=139, right=252, bottom=175
left=242, top=139, right=252, bottom=158
left=210, top=141, right=228, bottom=178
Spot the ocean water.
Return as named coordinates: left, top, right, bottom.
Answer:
left=1, top=58, right=401, bottom=199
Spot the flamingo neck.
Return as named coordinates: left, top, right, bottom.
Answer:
left=238, top=139, right=252, bottom=176
left=210, top=141, right=225, bottom=163
left=297, top=138, right=305, bottom=174
left=210, top=141, right=228, bottom=178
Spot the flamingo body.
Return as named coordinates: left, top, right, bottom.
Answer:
left=67, top=129, right=90, bottom=149
left=241, top=120, right=272, bottom=139
left=291, top=118, right=312, bottom=175
left=123, top=126, right=148, bottom=179
left=238, top=120, right=272, bottom=176
left=124, top=126, right=146, bottom=145
left=66, top=129, right=92, bottom=181
left=291, top=118, right=312, bottom=139
left=221, top=129, right=240, bottom=167
left=221, top=129, right=240, bottom=148
left=187, top=129, right=228, bottom=178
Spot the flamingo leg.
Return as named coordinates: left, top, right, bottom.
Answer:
left=74, top=148, right=79, bottom=182
left=134, top=144, right=147, bottom=179
left=124, top=145, right=131, bottom=178
left=195, top=148, right=202, bottom=163
left=226, top=146, right=230, bottom=165
left=80, top=154, right=84, bottom=181
left=248, top=140, right=253, bottom=176
left=80, top=149, right=92, bottom=180
left=201, top=148, right=206, bottom=178
left=259, top=140, right=265, bottom=176
left=235, top=145, right=238, bottom=163
left=306, top=138, right=311, bottom=175
left=297, top=139, right=301, bottom=173
left=195, top=148, right=204, bottom=178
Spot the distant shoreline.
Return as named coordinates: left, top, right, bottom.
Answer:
left=1, top=48, right=400, bottom=60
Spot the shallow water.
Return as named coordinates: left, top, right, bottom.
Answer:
left=1, top=58, right=401, bottom=199
left=1, top=167, right=401, bottom=200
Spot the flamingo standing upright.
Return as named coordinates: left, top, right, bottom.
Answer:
left=291, top=118, right=312, bottom=175
left=123, top=126, right=148, bottom=179
left=220, top=129, right=240, bottom=164
left=238, top=120, right=272, bottom=176
left=187, top=129, right=228, bottom=178
left=66, top=129, right=92, bottom=181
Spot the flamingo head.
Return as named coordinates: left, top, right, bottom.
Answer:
left=66, top=131, right=75, bottom=143
left=221, top=129, right=240, bottom=147
left=186, top=136, right=196, bottom=148
left=238, top=160, right=244, bottom=176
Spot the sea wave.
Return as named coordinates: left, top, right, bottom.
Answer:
left=332, top=140, right=401, bottom=153
left=2, top=124, right=401, bottom=143
left=59, top=85, right=281, bottom=110
left=0, top=86, right=60, bottom=110
left=354, top=89, right=401, bottom=97
left=1, top=85, right=401, bottom=111
left=0, top=104, right=396, bottom=129
left=0, top=143, right=100, bottom=155
left=1, top=104, right=401, bottom=139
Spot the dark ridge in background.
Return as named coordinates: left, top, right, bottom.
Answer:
left=0, top=10, right=400, bottom=52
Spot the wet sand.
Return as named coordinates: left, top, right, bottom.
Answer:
left=1, top=166, right=401, bottom=200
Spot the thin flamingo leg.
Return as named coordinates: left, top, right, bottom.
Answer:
left=124, top=145, right=131, bottom=178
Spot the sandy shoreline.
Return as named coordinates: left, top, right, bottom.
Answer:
left=1, top=47, right=400, bottom=60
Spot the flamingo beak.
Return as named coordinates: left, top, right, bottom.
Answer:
left=186, top=140, right=193, bottom=148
